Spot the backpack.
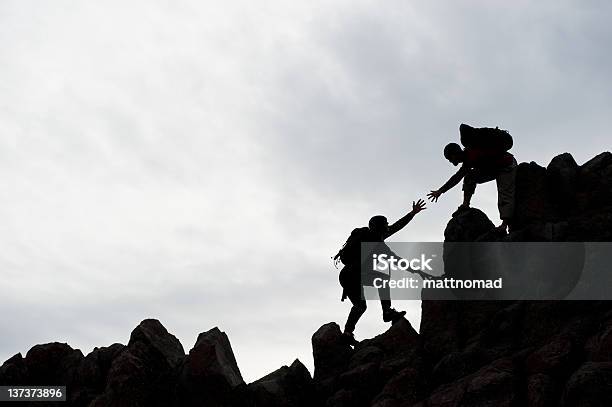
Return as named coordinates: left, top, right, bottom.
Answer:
left=459, top=123, right=513, bottom=152
left=333, top=227, right=370, bottom=268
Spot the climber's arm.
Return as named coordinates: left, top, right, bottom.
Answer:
left=439, top=165, right=468, bottom=193
left=385, top=199, right=426, bottom=238
left=428, top=166, right=468, bottom=202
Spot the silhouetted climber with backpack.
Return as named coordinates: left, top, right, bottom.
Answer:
left=333, top=199, right=426, bottom=345
left=427, top=124, right=517, bottom=232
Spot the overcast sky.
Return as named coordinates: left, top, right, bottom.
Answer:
left=1, top=0, right=610, bottom=382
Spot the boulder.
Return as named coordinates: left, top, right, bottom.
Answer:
left=24, top=342, right=83, bottom=385
left=585, top=312, right=612, bottom=362
left=89, top=349, right=151, bottom=407
left=175, top=327, right=245, bottom=407
left=431, top=344, right=494, bottom=388
left=90, top=319, right=185, bottom=407
left=526, top=373, right=559, bottom=407
left=561, top=362, right=612, bottom=407
left=526, top=335, right=577, bottom=379
left=444, top=208, right=495, bottom=242
left=313, top=319, right=421, bottom=406
left=421, top=300, right=509, bottom=367
left=425, top=380, right=468, bottom=407
left=460, top=358, right=517, bottom=407
left=248, top=359, right=313, bottom=407
left=70, top=343, right=126, bottom=406
left=577, top=152, right=612, bottom=212
left=337, top=361, right=382, bottom=405
left=0, top=353, right=28, bottom=385
left=326, top=388, right=361, bottom=407
left=419, top=300, right=461, bottom=360
left=312, top=323, right=353, bottom=382
left=357, top=319, right=419, bottom=360
left=546, top=153, right=579, bottom=218
left=371, top=367, right=421, bottom=407
left=580, top=151, right=612, bottom=176
left=128, top=318, right=184, bottom=369
left=513, top=161, right=548, bottom=229
left=348, top=346, right=384, bottom=370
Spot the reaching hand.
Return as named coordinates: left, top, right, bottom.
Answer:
left=412, top=199, right=426, bottom=214
left=427, top=190, right=442, bottom=202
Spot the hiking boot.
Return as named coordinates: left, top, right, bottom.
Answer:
left=341, top=332, right=359, bottom=347
left=383, top=308, right=406, bottom=324
left=452, top=204, right=470, bottom=217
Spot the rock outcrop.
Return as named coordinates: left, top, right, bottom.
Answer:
left=1, top=152, right=611, bottom=406
left=249, top=359, right=314, bottom=407
left=313, top=152, right=612, bottom=406
left=0, top=320, right=278, bottom=406
left=175, top=327, right=247, bottom=407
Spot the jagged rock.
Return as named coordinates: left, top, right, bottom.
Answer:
left=90, top=319, right=185, bottom=407
left=580, top=151, right=612, bottom=177
left=311, top=323, right=353, bottom=403
left=561, top=362, right=612, bottom=406
left=89, top=349, right=150, bottom=407
left=128, top=318, right=185, bottom=369
left=420, top=298, right=508, bottom=366
left=414, top=153, right=612, bottom=407
left=526, top=335, right=577, bottom=377
left=419, top=300, right=461, bottom=359
left=371, top=367, right=421, bottom=407
left=348, top=346, right=383, bottom=370
left=426, top=380, right=467, bottom=407
left=75, top=343, right=126, bottom=388
left=313, top=319, right=421, bottom=407
left=444, top=207, right=494, bottom=242
left=518, top=302, right=598, bottom=349
left=585, top=311, right=612, bottom=362
left=326, top=388, right=360, bottom=407
left=337, top=362, right=382, bottom=404
left=479, top=302, right=525, bottom=346
left=358, top=319, right=419, bottom=359
left=566, top=209, right=612, bottom=241
left=577, top=152, right=612, bottom=211
left=426, top=355, right=518, bottom=407
left=546, top=153, right=579, bottom=218
left=176, top=327, right=245, bottom=407
left=0, top=353, right=28, bottom=385
left=248, top=359, right=313, bottom=407
left=378, top=354, right=421, bottom=383
left=460, top=358, right=517, bottom=407
left=70, top=343, right=126, bottom=406
left=24, top=342, right=83, bottom=385
left=312, top=323, right=353, bottom=382
left=188, top=327, right=243, bottom=386
left=431, top=345, right=489, bottom=388
left=513, top=161, right=548, bottom=229
left=527, top=373, right=559, bottom=407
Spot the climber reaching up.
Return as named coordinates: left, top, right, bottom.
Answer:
left=333, top=199, right=426, bottom=346
left=427, top=124, right=517, bottom=233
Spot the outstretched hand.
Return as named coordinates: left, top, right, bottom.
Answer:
left=427, top=190, right=442, bottom=202
left=412, top=199, right=427, bottom=214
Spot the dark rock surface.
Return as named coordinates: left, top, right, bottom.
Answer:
left=88, top=319, right=185, bottom=407
left=175, top=327, right=247, bottom=407
left=249, top=359, right=314, bottom=407
left=1, top=152, right=611, bottom=406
